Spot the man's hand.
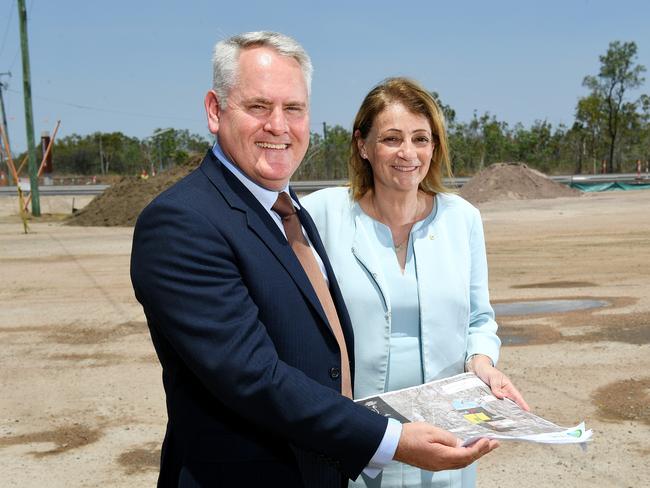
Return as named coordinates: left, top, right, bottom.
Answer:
left=393, top=422, right=499, bottom=471
left=468, top=355, right=530, bottom=411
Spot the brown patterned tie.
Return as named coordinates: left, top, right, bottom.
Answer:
left=272, top=192, right=352, bottom=398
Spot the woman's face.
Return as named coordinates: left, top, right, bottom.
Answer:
left=358, top=103, right=434, bottom=194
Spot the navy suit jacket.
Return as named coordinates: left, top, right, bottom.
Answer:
left=130, top=151, right=387, bottom=487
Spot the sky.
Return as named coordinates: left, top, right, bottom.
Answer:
left=0, top=0, right=649, bottom=154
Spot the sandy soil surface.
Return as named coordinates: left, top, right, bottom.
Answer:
left=459, top=162, right=580, bottom=205
left=0, top=191, right=648, bottom=487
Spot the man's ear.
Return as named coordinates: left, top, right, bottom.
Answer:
left=204, top=90, right=221, bottom=135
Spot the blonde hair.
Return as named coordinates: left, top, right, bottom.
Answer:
left=349, top=77, right=453, bottom=200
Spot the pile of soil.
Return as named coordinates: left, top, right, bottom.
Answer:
left=67, top=154, right=204, bottom=227
left=459, top=162, right=580, bottom=205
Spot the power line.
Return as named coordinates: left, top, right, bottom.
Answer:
left=6, top=87, right=201, bottom=122
left=8, top=0, right=34, bottom=71
left=0, top=0, right=16, bottom=60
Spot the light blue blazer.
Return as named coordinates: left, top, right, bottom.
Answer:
left=302, top=187, right=501, bottom=400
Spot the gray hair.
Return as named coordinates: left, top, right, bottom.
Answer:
left=212, top=31, right=313, bottom=108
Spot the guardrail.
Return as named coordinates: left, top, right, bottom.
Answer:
left=1, top=173, right=648, bottom=196
left=281, top=173, right=650, bottom=191
left=291, top=177, right=471, bottom=192
left=554, top=173, right=650, bottom=184
left=0, top=184, right=110, bottom=196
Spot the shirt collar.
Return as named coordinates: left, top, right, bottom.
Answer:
left=211, top=141, right=298, bottom=211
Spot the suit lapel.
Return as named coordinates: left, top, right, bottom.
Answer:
left=199, top=152, right=330, bottom=330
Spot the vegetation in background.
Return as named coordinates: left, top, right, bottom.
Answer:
left=7, top=41, right=648, bottom=180
left=41, top=128, right=210, bottom=176
left=299, top=40, right=649, bottom=179
left=581, top=41, right=646, bottom=173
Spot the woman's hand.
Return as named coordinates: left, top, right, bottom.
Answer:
left=467, top=355, right=530, bottom=411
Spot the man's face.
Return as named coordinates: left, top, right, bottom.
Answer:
left=205, top=46, right=310, bottom=190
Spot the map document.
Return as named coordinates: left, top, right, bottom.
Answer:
left=355, top=373, right=592, bottom=446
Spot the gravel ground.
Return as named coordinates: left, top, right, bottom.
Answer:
left=0, top=190, right=648, bottom=487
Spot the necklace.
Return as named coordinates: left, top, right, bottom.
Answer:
left=394, top=237, right=408, bottom=252
left=369, top=194, right=413, bottom=254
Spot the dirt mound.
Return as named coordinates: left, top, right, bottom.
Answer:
left=459, top=162, right=580, bottom=205
left=66, top=154, right=204, bottom=227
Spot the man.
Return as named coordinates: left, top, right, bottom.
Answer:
left=130, top=31, right=497, bottom=487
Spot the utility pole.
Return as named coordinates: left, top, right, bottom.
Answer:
left=0, top=72, right=11, bottom=184
left=17, top=0, right=40, bottom=216
left=322, top=122, right=330, bottom=179
left=98, top=133, right=104, bottom=174
left=152, top=128, right=174, bottom=172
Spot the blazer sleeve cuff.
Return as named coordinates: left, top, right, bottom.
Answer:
left=361, top=418, right=402, bottom=479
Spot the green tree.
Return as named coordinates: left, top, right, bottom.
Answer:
left=561, top=122, right=588, bottom=174
left=322, top=124, right=351, bottom=179
left=148, top=128, right=210, bottom=172
left=447, top=113, right=509, bottom=174
left=430, top=91, right=456, bottom=126
left=582, top=41, right=646, bottom=172
left=294, top=124, right=351, bottom=180
left=575, top=93, right=607, bottom=173
left=638, top=94, right=650, bottom=167
left=476, top=112, right=512, bottom=166
left=53, top=134, right=99, bottom=174
left=44, top=129, right=208, bottom=176
left=97, top=132, right=141, bottom=175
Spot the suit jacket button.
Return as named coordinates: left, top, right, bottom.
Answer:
left=329, top=367, right=341, bottom=379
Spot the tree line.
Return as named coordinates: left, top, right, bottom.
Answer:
left=298, top=40, right=648, bottom=179
left=7, top=40, right=647, bottom=180
left=33, top=128, right=210, bottom=177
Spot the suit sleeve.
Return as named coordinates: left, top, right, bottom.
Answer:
left=130, top=197, right=387, bottom=478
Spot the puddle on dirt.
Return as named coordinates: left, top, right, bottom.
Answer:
left=494, top=299, right=609, bottom=317
left=0, top=322, right=148, bottom=345
left=497, top=323, right=562, bottom=346
left=500, top=316, right=650, bottom=347
left=565, top=323, right=650, bottom=346
left=46, top=352, right=124, bottom=367
left=47, top=321, right=147, bottom=345
left=118, top=444, right=160, bottom=474
left=0, top=424, right=102, bottom=457
left=511, top=281, right=598, bottom=289
left=496, top=296, right=649, bottom=346
left=592, top=377, right=650, bottom=425
left=511, top=281, right=598, bottom=290
left=500, top=335, right=528, bottom=346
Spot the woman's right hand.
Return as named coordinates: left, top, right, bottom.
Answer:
left=468, top=355, right=530, bottom=411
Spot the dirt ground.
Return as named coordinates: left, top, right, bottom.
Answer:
left=0, top=190, right=649, bottom=487
left=459, top=162, right=581, bottom=205
left=66, top=153, right=202, bottom=227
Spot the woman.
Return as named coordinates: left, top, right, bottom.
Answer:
left=302, top=78, right=528, bottom=488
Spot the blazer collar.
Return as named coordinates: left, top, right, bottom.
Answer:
left=350, top=203, right=390, bottom=312
left=199, top=151, right=332, bottom=331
